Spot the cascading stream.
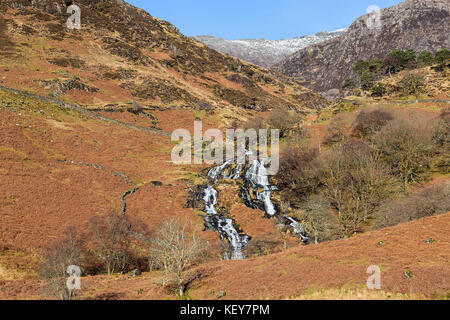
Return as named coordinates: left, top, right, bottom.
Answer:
left=201, top=161, right=250, bottom=260
left=200, top=157, right=310, bottom=261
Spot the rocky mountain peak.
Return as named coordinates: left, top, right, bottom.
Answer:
left=193, top=29, right=347, bottom=68
left=273, top=0, right=450, bottom=92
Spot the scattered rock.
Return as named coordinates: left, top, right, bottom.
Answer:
left=39, top=78, right=99, bottom=97
left=216, top=290, right=226, bottom=300
left=322, top=88, right=341, bottom=101
left=130, top=269, right=142, bottom=277
left=404, top=269, right=414, bottom=278
left=185, top=185, right=207, bottom=209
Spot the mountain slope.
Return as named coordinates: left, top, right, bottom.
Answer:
left=0, top=0, right=330, bottom=279
left=2, top=212, right=449, bottom=299
left=273, top=0, right=450, bottom=92
left=0, top=0, right=328, bottom=114
left=193, top=29, right=347, bottom=68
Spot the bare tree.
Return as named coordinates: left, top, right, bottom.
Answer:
left=266, top=109, right=301, bottom=138
left=301, top=196, right=337, bottom=244
left=353, top=108, right=393, bottom=139
left=149, top=218, right=208, bottom=298
left=433, top=110, right=449, bottom=149
left=324, top=115, right=347, bottom=146
left=374, top=117, right=435, bottom=193
left=88, top=213, right=133, bottom=275
left=39, top=227, right=85, bottom=300
left=276, top=224, right=289, bottom=250
left=323, top=141, right=392, bottom=236
left=276, top=147, right=323, bottom=206
left=243, top=116, right=266, bottom=132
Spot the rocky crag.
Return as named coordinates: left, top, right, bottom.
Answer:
left=273, top=0, right=450, bottom=93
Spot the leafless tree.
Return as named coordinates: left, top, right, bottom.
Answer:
left=353, top=108, right=393, bottom=139
left=149, top=218, right=208, bottom=298
left=433, top=110, right=449, bottom=149
left=276, top=224, right=290, bottom=250
left=243, top=116, right=266, bottom=132
left=266, top=109, right=301, bottom=138
left=276, top=147, right=323, bottom=206
left=323, top=142, right=393, bottom=236
left=39, top=227, right=85, bottom=300
left=324, top=115, right=347, bottom=146
left=374, top=117, right=435, bottom=193
left=301, top=196, right=337, bottom=244
left=87, top=213, right=133, bottom=275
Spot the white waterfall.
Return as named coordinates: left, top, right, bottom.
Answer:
left=202, top=161, right=250, bottom=260
left=200, top=156, right=309, bottom=261
left=244, top=159, right=277, bottom=216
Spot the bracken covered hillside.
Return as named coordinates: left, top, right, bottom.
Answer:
left=0, top=0, right=328, bottom=114
left=273, top=0, right=450, bottom=92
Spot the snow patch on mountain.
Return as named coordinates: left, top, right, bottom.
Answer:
left=193, top=29, right=347, bottom=68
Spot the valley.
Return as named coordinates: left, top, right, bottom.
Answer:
left=0, top=0, right=448, bottom=301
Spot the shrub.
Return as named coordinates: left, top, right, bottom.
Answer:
left=371, top=83, right=387, bottom=97
left=398, top=73, right=425, bottom=96
left=39, top=227, right=85, bottom=300
left=376, top=182, right=450, bottom=228
left=266, top=109, right=301, bottom=138
left=276, top=147, right=323, bottom=205
left=417, top=50, right=434, bottom=66
left=353, top=109, right=394, bottom=138
left=374, top=117, right=435, bottom=192
left=87, top=213, right=135, bottom=275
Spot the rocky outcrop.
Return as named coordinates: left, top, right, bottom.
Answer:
left=193, top=30, right=347, bottom=68
left=39, top=78, right=99, bottom=97
left=273, top=0, right=450, bottom=92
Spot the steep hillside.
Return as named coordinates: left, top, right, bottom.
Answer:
left=193, top=29, right=347, bottom=68
left=0, top=0, right=328, bottom=278
left=1, top=212, right=449, bottom=299
left=273, top=0, right=449, bottom=92
left=0, top=0, right=328, bottom=114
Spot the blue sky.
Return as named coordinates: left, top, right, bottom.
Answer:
left=127, top=0, right=404, bottom=40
